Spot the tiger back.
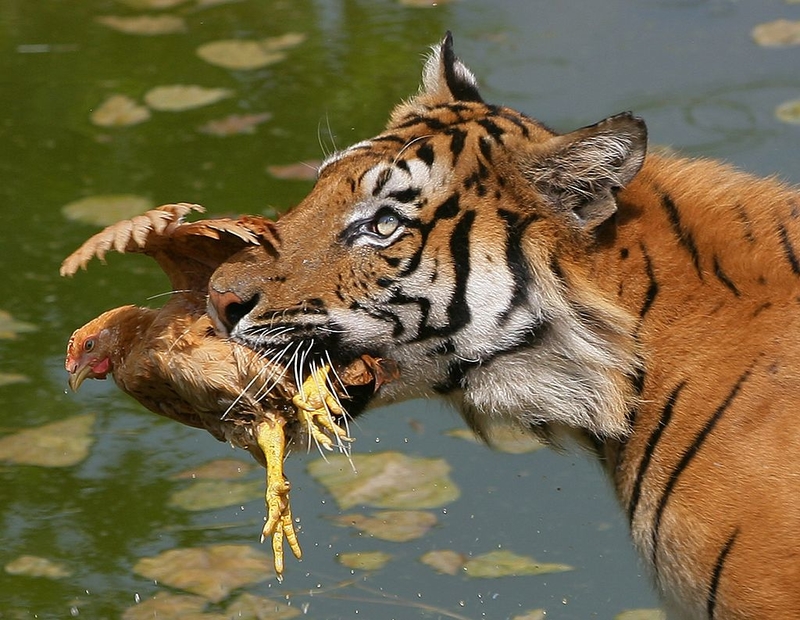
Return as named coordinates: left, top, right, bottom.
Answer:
left=209, top=34, right=800, bottom=619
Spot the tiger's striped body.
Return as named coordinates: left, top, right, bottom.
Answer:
left=209, top=35, right=800, bottom=619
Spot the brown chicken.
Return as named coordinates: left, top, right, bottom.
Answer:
left=61, top=203, right=389, bottom=575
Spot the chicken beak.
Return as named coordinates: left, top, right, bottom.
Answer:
left=68, top=364, right=93, bottom=392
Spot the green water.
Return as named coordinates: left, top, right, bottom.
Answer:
left=1, top=1, right=797, bottom=618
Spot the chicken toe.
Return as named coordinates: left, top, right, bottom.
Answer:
left=292, top=364, right=354, bottom=451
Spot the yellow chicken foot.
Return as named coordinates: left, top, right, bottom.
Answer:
left=292, top=364, right=354, bottom=451
left=255, top=418, right=301, bottom=576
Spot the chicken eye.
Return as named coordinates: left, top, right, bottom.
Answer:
left=84, top=339, right=95, bottom=352
left=373, top=211, right=400, bottom=238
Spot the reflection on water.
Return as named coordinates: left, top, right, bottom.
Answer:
left=1, top=1, right=796, bottom=618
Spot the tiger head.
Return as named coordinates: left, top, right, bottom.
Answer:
left=209, top=33, right=647, bottom=442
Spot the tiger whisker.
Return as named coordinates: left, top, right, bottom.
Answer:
left=393, top=134, right=433, bottom=164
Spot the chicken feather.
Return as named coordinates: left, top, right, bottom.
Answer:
left=61, top=203, right=390, bottom=575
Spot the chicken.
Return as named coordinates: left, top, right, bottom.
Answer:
left=61, top=203, right=391, bottom=575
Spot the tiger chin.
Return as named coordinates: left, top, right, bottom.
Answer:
left=209, top=33, right=800, bottom=620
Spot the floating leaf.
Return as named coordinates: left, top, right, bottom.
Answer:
left=91, top=94, right=151, bottom=127
left=169, top=479, right=263, bottom=511
left=197, top=40, right=286, bottom=70
left=337, top=551, right=392, bottom=571
left=122, top=592, right=212, bottom=620
left=463, top=550, right=573, bottom=579
left=62, top=194, right=153, bottom=226
left=198, top=112, right=272, bottom=136
left=307, top=451, right=460, bottom=510
left=0, top=310, right=37, bottom=340
left=448, top=424, right=544, bottom=454
left=172, top=458, right=254, bottom=480
left=144, top=85, right=233, bottom=111
left=118, top=0, right=191, bottom=9
left=0, top=373, right=28, bottom=387
left=5, top=555, right=71, bottom=579
left=133, top=545, right=270, bottom=603
left=398, top=0, right=455, bottom=6
left=95, top=15, right=187, bottom=35
left=420, top=549, right=465, bottom=575
left=225, top=593, right=300, bottom=619
left=752, top=20, right=800, bottom=46
left=614, top=610, right=667, bottom=620
left=513, top=611, right=547, bottom=620
left=197, top=33, right=306, bottom=70
left=330, top=510, right=437, bottom=542
left=266, top=161, right=320, bottom=181
left=776, top=99, right=800, bottom=125
left=0, top=414, right=95, bottom=467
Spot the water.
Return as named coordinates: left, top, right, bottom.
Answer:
left=1, top=0, right=797, bottom=618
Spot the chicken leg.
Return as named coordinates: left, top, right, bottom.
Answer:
left=292, top=364, right=354, bottom=451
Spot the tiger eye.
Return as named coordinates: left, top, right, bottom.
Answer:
left=375, top=212, right=400, bottom=237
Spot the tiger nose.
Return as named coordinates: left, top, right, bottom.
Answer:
left=208, top=288, right=259, bottom=335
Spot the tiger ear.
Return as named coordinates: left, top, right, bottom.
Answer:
left=522, top=113, right=647, bottom=230
left=391, top=32, right=482, bottom=123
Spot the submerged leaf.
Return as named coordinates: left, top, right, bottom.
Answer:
left=122, top=592, right=212, bottom=620
left=133, top=545, right=271, bottom=603
left=266, top=161, right=320, bottom=181
left=117, top=0, right=191, bottom=8
left=172, top=458, right=254, bottom=480
left=330, top=510, right=437, bottom=542
left=448, top=424, right=545, bottom=454
left=198, top=112, right=272, bottom=136
left=0, top=373, right=28, bottom=387
left=196, top=40, right=286, bottom=70
left=752, top=19, right=800, bottom=47
left=62, top=194, right=154, bottom=227
left=5, top=555, right=71, bottom=579
left=337, top=551, right=392, bottom=571
left=307, top=451, right=460, bottom=510
left=0, top=310, right=37, bottom=340
left=169, top=479, right=263, bottom=511
left=463, top=550, right=573, bottom=578
left=776, top=99, right=800, bottom=125
left=513, top=611, right=547, bottom=620
left=614, top=610, right=667, bottom=620
left=420, top=549, right=465, bottom=575
left=225, top=593, right=300, bottom=619
left=261, top=33, right=307, bottom=51
left=91, top=94, right=151, bottom=127
left=95, top=15, right=187, bottom=35
left=144, top=85, right=233, bottom=111
left=0, top=414, right=95, bottom=467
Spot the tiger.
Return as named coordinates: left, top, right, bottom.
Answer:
left=207, top=33, right=800, bottom=619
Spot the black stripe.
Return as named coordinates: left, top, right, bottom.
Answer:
left=371, top=167, right=393, bottom=196
left=476, top=118, right=505, bottom=141
left=627, top=381, right=686, bottom=523
left=446, top=210, right=475, bottom=332
left=449, top=129, right=467, bottom=164
left=388, top=187, right=421, bottom=204
left=713, top=256, right=741, bottom=297
left=434, top=193, right=461, bottom=220
left=777, top=223, right=800, bottom=275
left=416, top=142, right=435, bottom=167
left=661, top=192, right=703, bottom=279
left=650, top=368, right=751, bottom=568
left=707, top=529, right=738, bottom=619
left=493, top=107, right=532, bottom=138
left=349, top=300, right=405, bottom=338
left=441, top=32, right=483, bottom=103
left=497, top=209, right=535, bottom=323
left=478, top=136, right=494, bottom=163
left=639, top=243, right=659, bottom=318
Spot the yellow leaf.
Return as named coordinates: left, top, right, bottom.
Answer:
left=144, top=85, right=233, bottom=111
left=337, top=551, right=392, bottom=571
left=776, top=99, right=800, bottom=125
left=91, top=94, right=151, bottom=127
left=614, top=610, right=668, bottom=620
left=307, top=451, right=460, bottom=510
left=420, top=549, right=465, bottom=575
left=330, top=510, right=437, bottom=542
left=197, top=112, right=272, bottom=136
left=0, top=414, right=95, bottom=467
left=95, top=15, right=186, bottom=35
left=196, top=40, right=287, bottom=70
left=171, top=458, right=254, bottom=480
left=133, top=545, right=271, bottom=603
left=62, top=194, right=153, bottom=226
left=752, top=19, right=800, bottom=47
left=169, top=479, right=263, bottom=511
left=5, top=555, right=71, bottom=579
left=122, top=592, right=212, bottom=620
left=0, top=309, right=36, bottom=340
left=463, top=549, right=573, bottom=579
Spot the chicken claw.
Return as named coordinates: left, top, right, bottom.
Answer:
left=292, top=364, right=354, bottom=451
left=255, top=418, right=301, bottom=576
